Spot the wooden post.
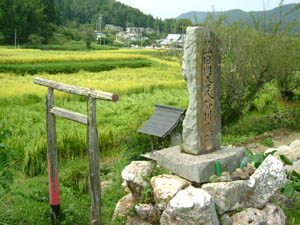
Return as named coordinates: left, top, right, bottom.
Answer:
left=158, top=137, right=162, bottom=149
left=151, top=136, right=154, bottom=152
left=87, top=97, right=102, bottom=225
left=46, top=88, right=60, bottom=225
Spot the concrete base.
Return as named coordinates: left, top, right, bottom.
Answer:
left=142, top=146, right=246, bottom=184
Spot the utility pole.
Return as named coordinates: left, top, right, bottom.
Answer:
left=96, top=14, right=102, bottom=32
left=98, top=15, right=102, bottom=32
left=98, top=15, right=102, bottom=45
left=127, top=22, right=129, bottom=48
left=14, top=28, right=17, bottom=49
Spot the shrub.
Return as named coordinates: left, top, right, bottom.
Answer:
left=250, top=82, right=280, bottom=112
left=28, top=34, right=45, bottom=45
left=270, top=102, right=300, bottom=130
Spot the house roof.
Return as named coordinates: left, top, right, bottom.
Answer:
left=166, top=34, right=181, bottom=41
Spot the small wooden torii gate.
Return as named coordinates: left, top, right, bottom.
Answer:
left=34, top=77, right=119, bottom=225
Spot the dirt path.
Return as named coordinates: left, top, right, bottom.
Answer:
left=241, top=130, right=300, bottom=153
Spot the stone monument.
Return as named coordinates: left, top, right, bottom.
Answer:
left=143, top=26, right=245, bottom=183
left=182, top=26, right=221, bottom=155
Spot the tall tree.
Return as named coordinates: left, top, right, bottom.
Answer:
left=42, top=0, right=56, bottom=23
left=0, top=0, right=53, bottom=44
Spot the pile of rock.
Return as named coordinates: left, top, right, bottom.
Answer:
left=265, top=139, right=300, bottom=173
left=114, top=155, right=287, bottom=225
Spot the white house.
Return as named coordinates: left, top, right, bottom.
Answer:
left=160, top=34, right=185, bottom=49
left=166, top=34, right=182, bottom=42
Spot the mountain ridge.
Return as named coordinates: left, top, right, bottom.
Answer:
left=176, top=3, right=300, bottom=32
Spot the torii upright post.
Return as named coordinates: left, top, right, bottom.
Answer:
left=87, top=96, right=101, bottom=225
left=46, top=87, right=60, bottom=224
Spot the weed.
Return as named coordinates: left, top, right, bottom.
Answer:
left=260, top=137, right=274, bottom=147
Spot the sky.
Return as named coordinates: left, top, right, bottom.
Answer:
left=117, top=0, right=300, bottom=19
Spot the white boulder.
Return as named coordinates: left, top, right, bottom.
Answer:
left=202, top=180, right=249, bottom=214
left=263, top=203, right=286, bottom=225
left=151, top=174, right=190, bottom=211
left=220, top=214, right=233, bottom=225
left=231, top=208, right=267, bottom=225
left=113, top=193, right=134, bottom=219
left=279, top=147, right=300, bottom=162
left=277, top=145, right=292, bottom=153
left=135, top=204, right=160, bottom=224
left=121, top=161, right=154, bottom=197
left=290, top=139, right=300, bottom=149
left=247, top=155, right=286, bottom=208
left=285, top=159, right=300, bottom=173
left=126, top=215, right=152, bottom=225
left=160, top=186, right=219, bottom=225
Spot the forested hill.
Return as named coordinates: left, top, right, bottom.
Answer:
left=177, top=3, right=300, bottom=32
left=54, top=0, right=156, bottom=28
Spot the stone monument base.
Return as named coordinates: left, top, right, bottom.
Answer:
left=142, top=146, right=246, bottom=184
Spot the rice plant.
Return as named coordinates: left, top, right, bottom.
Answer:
left=0, top=48, right=187, bottom=177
